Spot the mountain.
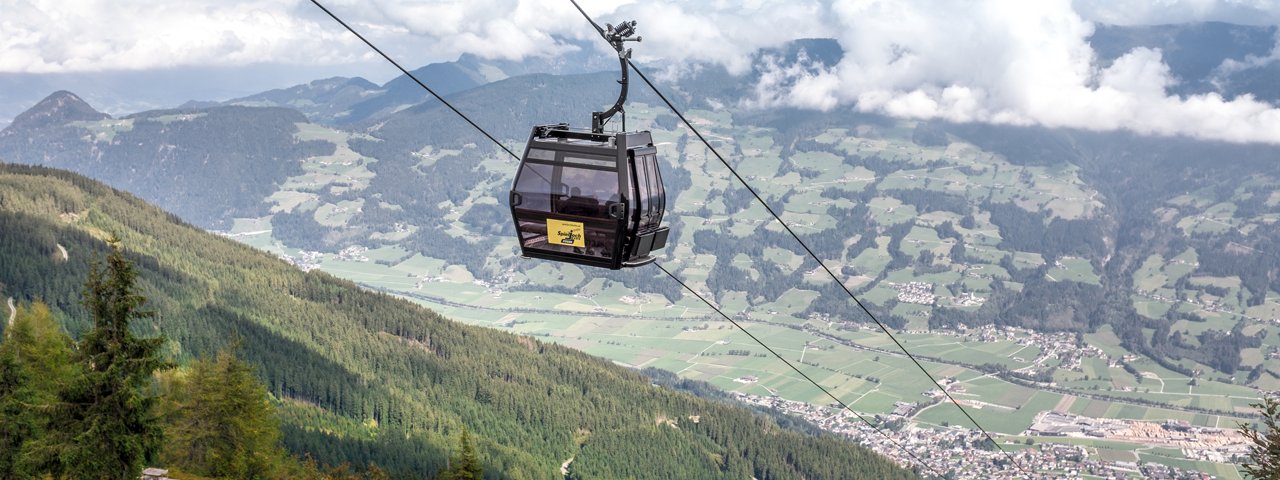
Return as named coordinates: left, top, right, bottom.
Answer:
left=224, top=76, right=381, bottom=125
left=215, top=41, right=626, bottom=127
left=1220, top=61, right=1280, bottom=104
left=337, top=61, right=492, bottom=125
left=228, top=61, right=496, bottom=127
left=0, top=91, right=108, bottom=137
left=0, top=92, right=332, bottom=229
left=344, top=37, right=637, bottom=127
left=0, top=64, right=395, bottom=128
left=1088, top=22, right=1278, bottom=98
left=0, top=163, right=918, bottom=478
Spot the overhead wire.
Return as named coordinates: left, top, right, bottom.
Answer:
left=565, top=0, right=1028, bottom=473
left=655, top=264, right=943, bottom=477
left=306, top=0, right=982, bottom=475
left=307, top=0, right=520, bottom=161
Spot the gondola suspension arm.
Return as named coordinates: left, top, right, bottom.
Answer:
left=590, top=21, right=641, bottom=133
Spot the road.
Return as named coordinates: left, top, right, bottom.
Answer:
left=1142, top=372, right=1167, bottom=394
left=679, top=341, right=724, bottom=374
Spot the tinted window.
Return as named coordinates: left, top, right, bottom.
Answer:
left=564, top=155, right=615, bottom=168
left=518, top=218, right=619, bottom=260
left=557, top=166, right=618, bottom=217
left=645, top=154, right=665, bottom=227
left=513, top=163, right=554, bottom=212
left=632, top=153, right=663, bottom=229
left=651, top=154, right=665, bottom=227
left=633, top=153, right=652, bottom=226
left=526, top=148, right=557, bottom=161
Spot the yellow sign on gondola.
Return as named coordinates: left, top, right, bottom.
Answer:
left=547, top=219, right=585, bottom=247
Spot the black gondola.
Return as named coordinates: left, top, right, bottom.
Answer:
left=508, top=20, right=669, bottom=269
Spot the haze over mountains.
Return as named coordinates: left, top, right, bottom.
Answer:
left=3, top=20, right=1280, bottom=477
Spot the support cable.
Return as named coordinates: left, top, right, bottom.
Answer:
left=566, top=0, right=1027, bottom=472
left=308, top=0, right=520, bottom=161
left=655, top=263, right=943, bottom=477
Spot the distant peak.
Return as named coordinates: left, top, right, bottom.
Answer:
left=3, top=90, right=110, bottom=135
left=308, top=76, right=378, bottom=91
left=35, top=91, right=101, bottom=113
left=47, top=90, right=82, bottom=100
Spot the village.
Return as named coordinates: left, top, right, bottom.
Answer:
left=1027, top=412, right=1248, bottom=463
left=732, top=392, right=1227, bottom=479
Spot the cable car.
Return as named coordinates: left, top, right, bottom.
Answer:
left=508, top=20, right=669, bottom=269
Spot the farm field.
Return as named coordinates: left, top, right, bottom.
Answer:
left=302, top=245, right=1259, bottom=428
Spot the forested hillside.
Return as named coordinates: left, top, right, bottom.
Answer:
left=0, top=163, right=916, bottom=479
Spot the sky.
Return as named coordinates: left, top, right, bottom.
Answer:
left=3, top=0, right=1280, bottom=143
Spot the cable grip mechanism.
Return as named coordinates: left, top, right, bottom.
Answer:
left=591, top=20, right=641, bottom=133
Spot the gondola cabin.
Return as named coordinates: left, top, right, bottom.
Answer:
left=509, top=124, right=668, bottom=269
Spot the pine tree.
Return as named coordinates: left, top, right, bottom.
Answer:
left=3, top=302, right=76, bottom=402
left=0, top=344, right=36, bottom=478
left=438, top=428, right=483, bottom=480
left=28, top=239, right=168, bottom=479
left=0, top=302, right=76, bottom=478
left=160, top=345, right=287, bottom=479
left=1241, top=395, right=1280, bottom=479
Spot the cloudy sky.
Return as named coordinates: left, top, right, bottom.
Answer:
left=3, top=0, right=1280, bottom=143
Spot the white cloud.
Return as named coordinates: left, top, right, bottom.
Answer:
left=0, top=0, right=831, bottom=74
left=747, top=0, right=1280, bottom=144
left=335, top=0, right=594, bottom=61
left=0, top=0, right=369, bottom=73
left=615, top=0, right=834, bottom=74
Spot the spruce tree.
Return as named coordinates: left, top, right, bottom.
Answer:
left=438, top=428, right=483, bottom=480
left=0, top=302, right=76, bottom=478
left=2, top=302, right=76, bottom=402
left=1242, top=396, right=1280, bottom=479
left=160, top=346, right=287, bottom=479
left=29, top=239, right=168, bottom=479
left=0, top=344, right=36, bottom=478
